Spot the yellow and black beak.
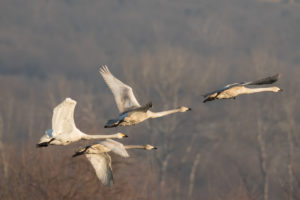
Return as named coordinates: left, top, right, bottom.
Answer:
left=121, top=133, right=128, bottom=138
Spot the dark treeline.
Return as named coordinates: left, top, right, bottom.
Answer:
left=1, top=0, right=300, bottom=199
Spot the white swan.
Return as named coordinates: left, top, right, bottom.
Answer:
left=37, top=98, right=128, bottom=147
left=73, top=139, right=157, bottom=186
left=99, top=65, right=191, bottom=128
left=203, top=74, right=282, bottom=103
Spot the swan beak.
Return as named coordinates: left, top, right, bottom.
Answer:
left=187, top=108, right=192, bottom=111
left=279, top=89, right=283, bottom=92
left=122, top=133, right=128, bottom=138
left=153, top=147, right=157, bottom=150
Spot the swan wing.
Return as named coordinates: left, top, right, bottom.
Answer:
left=99, top=65, right=141, bottom=113
left=203, top=83, right=240, bottom=98
left=51, top=98, right=77, bottom=135
left=85, top=153, right=114, bottom=186
left=100, top=139, right=130, bottom=158
left=242, top=74, right=280, bottom=86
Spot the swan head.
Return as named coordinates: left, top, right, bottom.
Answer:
left=65, top=97, right=76, bottom=104
left=145, top=144, right=157, bottom=150
left=116, top=133, right=128, bottom=139
left=273, top=87, right=282, bottom=92
left=179, top=106, right=192, bottom=112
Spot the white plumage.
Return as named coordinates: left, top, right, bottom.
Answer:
left=99, top=65, right=141, bottom=113
left=37, top=98, right=127, bottom=147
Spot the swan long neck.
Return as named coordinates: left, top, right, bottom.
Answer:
left=148, top=109, right=181, bottom=119
left=81, top=133, right=120, bottom=140
left=243, top=87, right=279, bottom=94
left=125, top=145, right=147, bottom=149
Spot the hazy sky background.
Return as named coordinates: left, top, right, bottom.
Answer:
left=1, top=0, right=299, bottom=80
left=1, top=0, right=300, bottom=199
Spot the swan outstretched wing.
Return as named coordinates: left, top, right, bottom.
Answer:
left=99, top=65, right=141, bottom=113
left=241, top=73, right=280, bottom=86
left=52, top=98, right=77, bottom=135
left=85, top=153, right=114, bottom=186
left=100, top=139, right=130, bottom=158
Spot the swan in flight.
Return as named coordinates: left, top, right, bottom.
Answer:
left=203, top=74, right=282, bottom=103
left=99, top=65, right=191, bottom=128
left=73, top=139, right=157, bottom=186
left=37, top=98, right=128, bottom=147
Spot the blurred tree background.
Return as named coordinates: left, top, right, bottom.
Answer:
left=1, top=0, right=300, bottom=199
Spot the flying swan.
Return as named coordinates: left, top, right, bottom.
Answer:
left=203, top=73, right=282, bottom=103
left=72, top=139, right=157, bottom=186
left=99, top=65, right=191, bottom=128
left=37, top=98, right=128, bottom=147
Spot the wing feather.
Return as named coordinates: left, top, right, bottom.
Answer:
left=242, top=73, right=280, bottom=86
left=85, top=153, right=114, bottom=186
left=100, top=139, right=130, bottom=158
left=51, top=98, right=77, bottom=135
left=99, top=65, right=140, bottom=113
left=203, top=83, right=240, bottom=98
